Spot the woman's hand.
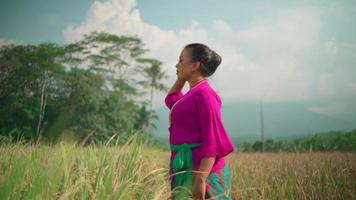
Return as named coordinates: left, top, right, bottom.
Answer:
left=192, top=177, right=206, bottom=200
left=168, top=79, right=186, bottom=94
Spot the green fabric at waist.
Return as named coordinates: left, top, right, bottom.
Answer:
left=170, top=143, right=202, bottom=199
left=170, top=143, right=201, bottom=172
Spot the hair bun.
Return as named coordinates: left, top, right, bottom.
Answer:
left=210, top=50, right=222, bottom=68
left=185, top=43, right=222, bottom=77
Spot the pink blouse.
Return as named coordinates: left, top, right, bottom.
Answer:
left=165, top=80, right=235, bottom=173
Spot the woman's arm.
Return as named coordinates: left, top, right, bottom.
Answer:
left=195, top=157, right=215, bottom=181
left=192, top=157, right=216, bottom=199
left=168, top=78, right=186, bottom=94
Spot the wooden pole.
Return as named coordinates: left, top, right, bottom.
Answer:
left=260, top=101, right=265, bottom=152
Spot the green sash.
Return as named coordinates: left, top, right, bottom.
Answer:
left=170, top=143, right=202, bottom=199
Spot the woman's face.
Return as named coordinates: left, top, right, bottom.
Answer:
left=176, top=47, right=197, bottom=80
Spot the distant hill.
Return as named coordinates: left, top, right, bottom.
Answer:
left=153, top=101, right=356, bottom=146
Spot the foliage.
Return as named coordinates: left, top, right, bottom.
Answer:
left=240, top=129, right=356, bottom=152
left=0, top=31, right=169, bottom=145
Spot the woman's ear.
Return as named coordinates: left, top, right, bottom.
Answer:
left=192, top=61, right=201, bottom=72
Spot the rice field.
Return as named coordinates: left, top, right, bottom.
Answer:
left=0, top=135, right=355, bottom=200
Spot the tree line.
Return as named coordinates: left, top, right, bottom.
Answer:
left=240, top=129, right=356, bottom=152
left=0, top=31, right=168, bottom=145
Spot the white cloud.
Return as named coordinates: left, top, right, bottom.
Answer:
left=62, top=0, right=356, bottom=115
left=63, top=1, right=210, bottom=71
left=235, top=6, right=322, bottom=55
left=208, top=6, right=321, bottom=102
left=325, top=39, right=338, bottom=56
left=316, top=72, right=356, bottom=98
left=212, top=20, right=232, bottom=34
left=316, top=73, right=335, bottom=97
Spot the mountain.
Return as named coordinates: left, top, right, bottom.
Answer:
left=153, top=101, right=356, bottom=145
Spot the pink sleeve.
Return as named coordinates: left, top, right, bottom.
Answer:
left=195, top=90, right=235, bottom=158
left=165, top=91, right=184, bottom=109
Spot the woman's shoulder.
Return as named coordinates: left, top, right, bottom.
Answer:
left=196, top=81, right=219, bottom=96
left=194, top=82, right=222, bottom=106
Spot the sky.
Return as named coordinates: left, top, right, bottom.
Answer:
left=1, top=0, right=356, bottom=117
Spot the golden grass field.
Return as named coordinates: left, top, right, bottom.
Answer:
left=0, top=136, right=355, bottom=200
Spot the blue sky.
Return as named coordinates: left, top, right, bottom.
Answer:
left=1, top=0, right=356, bottom=116
left=1, top=0, right=355, bottom=44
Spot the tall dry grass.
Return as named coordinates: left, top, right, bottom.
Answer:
left=0, top=135, right=171, bottom=200
left=227, top=152, right=356, bottom=200
left=1, top=135, right=355, bottom=199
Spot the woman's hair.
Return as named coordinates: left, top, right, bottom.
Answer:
left=185, top=43, right=222, bottom=77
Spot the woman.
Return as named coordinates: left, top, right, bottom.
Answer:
left=165, top=43, right=235, bottom=200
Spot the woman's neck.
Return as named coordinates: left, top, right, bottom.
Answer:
left=188, top=77, right=207, bottom=90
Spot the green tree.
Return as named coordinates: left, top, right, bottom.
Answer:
left=0, top=43, right=67, bottom=141
left=265, top=139, right=275, bottom=152
left=252, top=140, right=262, bottom=152
left=303, top=134, right=324, bottom=152
left=135, top=58, right=168, bottom=134
left=59, top=31, right=164, bottom=142
left=331, top=130, right=356, bottom=151
left=242, top=141, right=252, bottom=152
left=80, top=31, right=146, bottom=87
left=0, top=31, right=168, bottom=145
